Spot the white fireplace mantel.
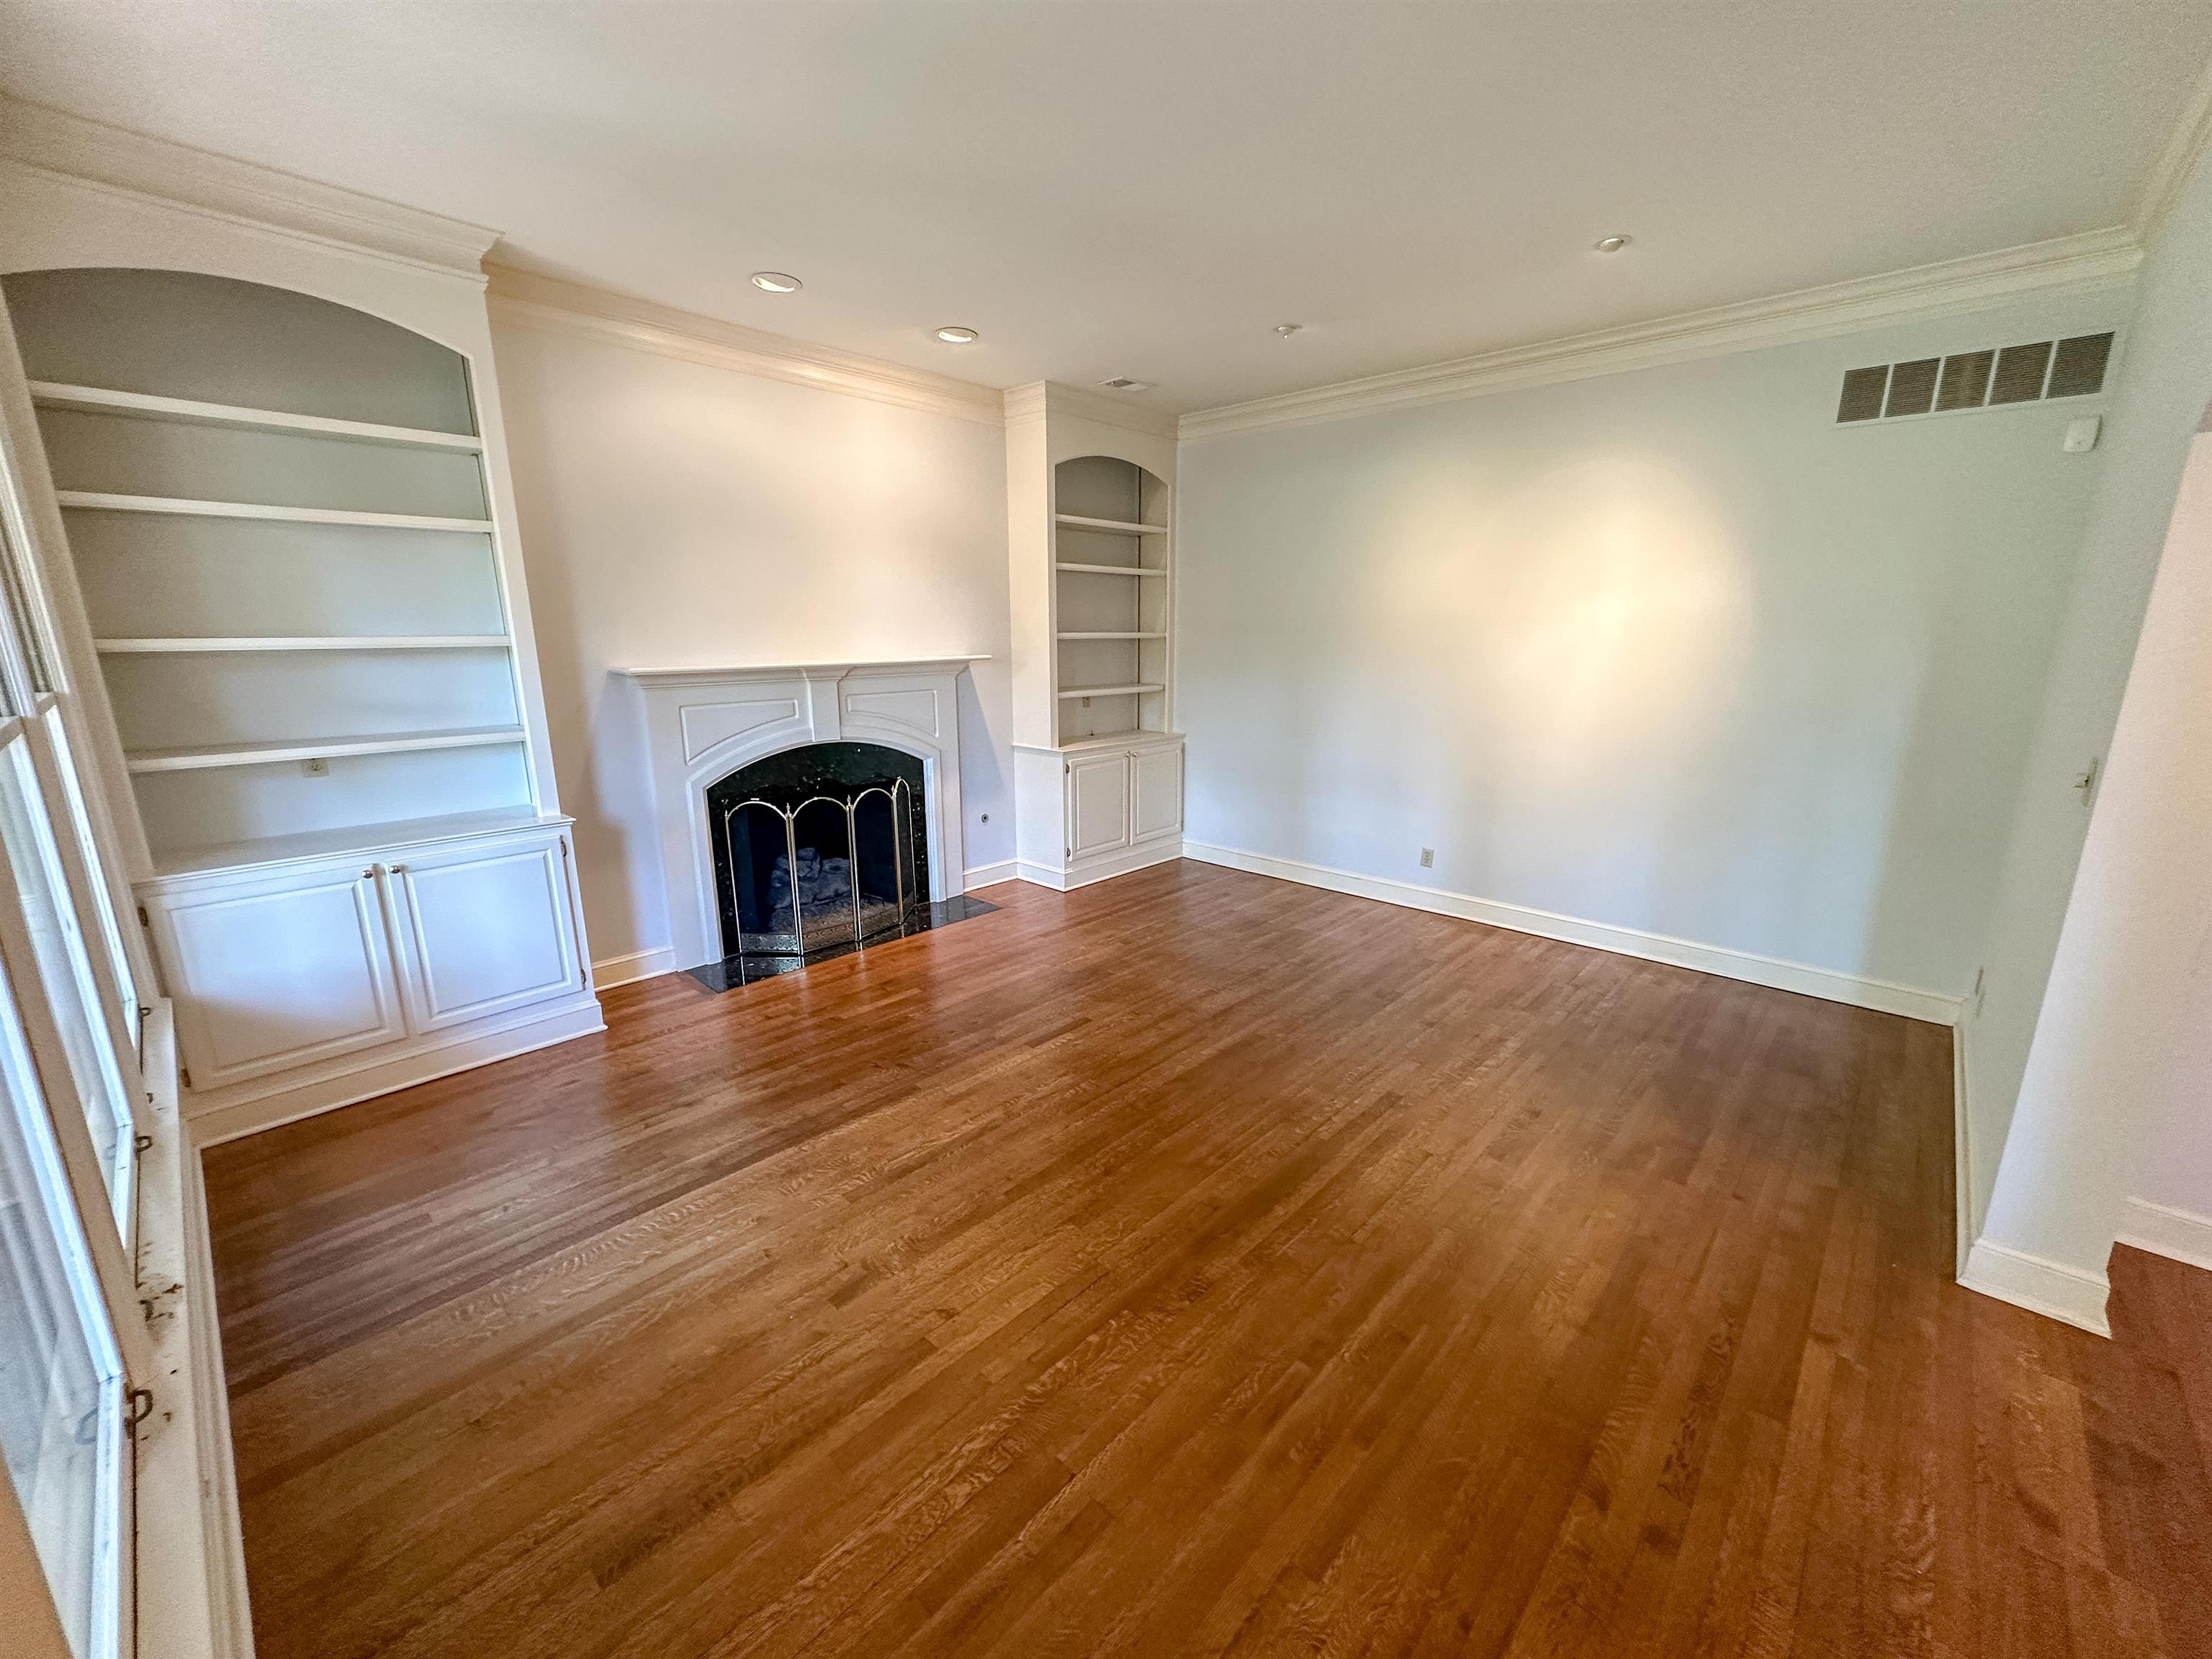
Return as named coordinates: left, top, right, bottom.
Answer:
left=613, top=656, right=985, bottom=968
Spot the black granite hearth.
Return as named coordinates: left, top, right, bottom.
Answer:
left=685, top=893, right=999, bottom=992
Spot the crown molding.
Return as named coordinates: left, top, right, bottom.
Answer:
left=0, top=96, right=500, bottom=277
left=1002, top=379, right=1177, bottom=439
left=2136, top=51, right=2212, bottom=239
left=485, top=266, right=1003, bottom=428
left=1178, top=228, right=2144, bottom=441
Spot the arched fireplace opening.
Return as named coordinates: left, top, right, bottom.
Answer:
left=704, top=740, right=930, bottom=969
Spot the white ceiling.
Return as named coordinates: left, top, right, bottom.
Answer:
left=1, top=1, right=2207, bottom=414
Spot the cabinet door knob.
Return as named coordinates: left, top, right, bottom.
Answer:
left=389, top=863, right=409, bottom=875
left=362, top=868, right=377, bottom=880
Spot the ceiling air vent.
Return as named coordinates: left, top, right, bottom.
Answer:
left=1835, top=331, right=2114, bottom=426
left=1098, top=377, right=1155, bottom=392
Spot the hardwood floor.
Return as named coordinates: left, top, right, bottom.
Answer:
left=203, top=860, right=2212, bottom=1659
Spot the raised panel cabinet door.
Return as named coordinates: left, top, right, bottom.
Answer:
left=387, top=834, right=585, bottom=1033
left=153, top=865, right=407, bottom=1089
left=1130, top=745, right=1184, bottom=843
left=1066, top=752, right=1132, bottom=859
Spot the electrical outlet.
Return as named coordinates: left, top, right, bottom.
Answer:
left=301, top=757, right=329, bottom=778
left=1419, top=848, right=1434, bottom=868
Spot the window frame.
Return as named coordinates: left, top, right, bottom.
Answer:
left=0, top=829, right=140, bottom=1659
left=20, top=699, right=145, bottom=1088
left=0, top=716, right=150, bottom=1388
left=0, top=298, right=156, bottom=1659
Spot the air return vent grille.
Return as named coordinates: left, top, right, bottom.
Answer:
left=1836, top=331, right=2114, bottom=424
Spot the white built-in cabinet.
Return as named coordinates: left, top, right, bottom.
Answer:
left=1062, top=734, right=1184, bottom=862
left=1005, top=384, right=1184, bottom=889
left=147, top=819, right=585, bottom=1093
left=0, top=162, right=601, bottom=1139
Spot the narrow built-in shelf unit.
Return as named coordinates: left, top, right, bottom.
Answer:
left=1052, top=455, right=1172, bottom=744
left=6, top=268, right=539, bottom=871
left=1004, top=382, right=1183, bottom=886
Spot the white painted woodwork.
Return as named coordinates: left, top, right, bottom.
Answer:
left=125, top=727, right=528, bottom=775
left=95, top=637, right=511, bottom=655
left=143, top=819, right=595, bottom=1107
left=30, top=380, right=485, bottom=450
left=1053, top=513, right=1167, bottom=535
left=613, top=657, right=979, bottom=970
left=0, top=164, right=598, bottom=1136
left=54, top=491, right=494, bottom=532
left=1004, top=382, right=1184, bottom=887
left=150, top=862, right=407, bottom=1089
left=1131, top=743, right=1184, bottom=844
left=1066, top=750, right=1132, bottom=859
left=383, top=835, right=585, bottom=1032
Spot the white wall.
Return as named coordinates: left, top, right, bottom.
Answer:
left=2118, top=429, right=2212, bottom=1267
left=1176, top=291, right=2129, bottom=1002
left=1983, top=429, right=2212, bottom=1284
left=487, top=315, right=1012, bottom=974
left=1967, top=135, right=2212, bottom=1280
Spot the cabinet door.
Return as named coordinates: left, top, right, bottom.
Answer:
left=1130, top=745, right=1184, bottom=843
left=152, top=863, right=407, bottom=1089
left=385, top=833, right=585, bottom=1033
left=1066, top=752, right=1132, bottom=860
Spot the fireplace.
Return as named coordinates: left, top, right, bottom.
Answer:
left=707, top=741, right=927, bottom=958
left=612, top=658, right=993, bottom=991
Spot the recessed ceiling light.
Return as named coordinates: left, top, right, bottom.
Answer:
left=935, top=325, right=979, bottom=344
left=1274, top=323, right=1303, bottom=337
left=1593, top=235, right=1632, bottom=254
left=750, top=271, right=802, bottom=292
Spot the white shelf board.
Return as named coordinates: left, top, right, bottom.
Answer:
left=125, top=725, right=526, bottom=774
left=1055, top=683, right=1164, bottom=699
left=1055, top=562, right=1168, bottom=577
left=1057, top=631, right=1166, bottom=641
left=1048, top=728, right=1184, bottom=754
left=1055, top=513, right=1168, bottom=536
left=152, top=806, right=564, bottom=878
left=30, top=382, right=483, bottom=451
left=55, top=491, right=494, bottom=534
left=95, top=635, right=511, bottom=655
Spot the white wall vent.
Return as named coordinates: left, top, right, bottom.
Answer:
left=1836, top=331, right=2114, bottom=425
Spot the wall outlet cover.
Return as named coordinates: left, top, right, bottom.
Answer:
left=1419, top=848, right=1435, bottom=868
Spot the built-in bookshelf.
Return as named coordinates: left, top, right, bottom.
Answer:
left=1052, top=454, right=1170, bottom=743
left=1004, top=382, right=1182, bottom=886
left=6, top=268, right=534, bottom=869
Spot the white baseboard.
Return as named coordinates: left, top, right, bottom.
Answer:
left=1016, top=838, right=1182, bottom=892
left=1959, top=1238, right=2112, bottom=1336
left=1182, top=841, right=1962, bottom=1026
left=592, top=945, right=679, bottom=989
left=189, top=997, right=607, bottom=1146
left=2117, top=1196, right=2212, bottom=1272
left=963, top=859, right=1019, bottom=888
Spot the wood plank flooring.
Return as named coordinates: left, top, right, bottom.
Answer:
left=203, top=860, right=2212, bottom=1658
